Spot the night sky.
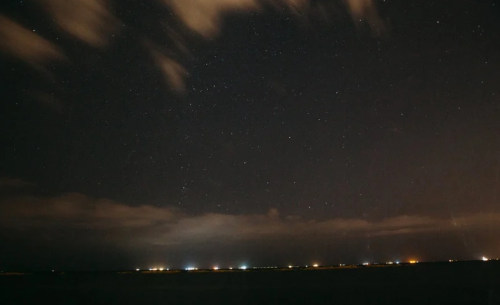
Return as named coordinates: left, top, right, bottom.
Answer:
left=1, top=0, right=499, bottom=271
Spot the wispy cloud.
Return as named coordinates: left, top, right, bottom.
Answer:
left=0, top=177, right=36, bottom=190
left=163, top=0, right=262, bottom=38
left=148, top=42, right=189, bottom=92
left=345, top=0, right=385, bottom=35
left=37, top=0, right=119, bottom=47
left=162, top=0, right=384, bottom=37
left=0, top=0, right=384, bottom=93
left=0, top=15, right=64, bottom=71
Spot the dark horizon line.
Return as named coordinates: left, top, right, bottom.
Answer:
left=1, top=259, right=498, bottom=274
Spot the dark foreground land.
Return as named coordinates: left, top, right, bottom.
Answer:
left=1, top=261, right=499, bottom=305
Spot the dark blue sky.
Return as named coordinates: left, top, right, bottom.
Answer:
left=0, top=0, right=499, bottom=270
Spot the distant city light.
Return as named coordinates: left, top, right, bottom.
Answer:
left=213, top=267, right=219, bottom=270
left=386, top=262, right=393, bottom=265
left=362, top=263, right=369, bottom=266
left=482, top=256, right=488, bottom=261
left=240, top=266, right=247, bottom=270
left=159, top=268, right=164, bottom=271
left=313, top=264, right=319, bottom=267
left=185, top=267, right=197, bottom=271
left=288, top=265, right=292, bottom=268
left=136, top=269, right=140, bottom=271
left=229, top=267, right=233, bottom=270
left=409, top=260, right=418, bottom=264
left=396, top=261, right=400, bottom=264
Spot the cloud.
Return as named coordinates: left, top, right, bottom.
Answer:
left=148, top=44, right=189, bottom=92
left=163, top=0, right=262, bottom=38
left=1, top=0, right=384, bottom=93
left=0, top=16, right=64, bottom=70
left=37, top=0, right=119, bottom=47
left=163, top=0, right=384, bottom=37
left=2, top=192, right=499, bottom=248
left=0, top=178, right=36, bottom=190
left=345, top=0, right=385, bottom=34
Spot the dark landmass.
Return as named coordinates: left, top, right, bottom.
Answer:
left=1, top=261, right=498, bottom=304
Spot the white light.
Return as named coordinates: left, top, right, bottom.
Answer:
left=363, top=263, right=369, bottom=266
left=136, top=269, right=140, bottom=271
left=482, top=257, right=488, bottom=261
left=313, top=264, right=319, bottom=267
left=159, top=268, right=164, bottom=271
left=240, top=266, right=247, bottom=270
left=288, top=265, right=292, bottom=269
left=386, top=262, right=393, bottom=265
left=186, top=267, right=196, bottom=271
left=229, top=267, right=233, bottom=270
left=213, top=267, right=219, bottom=270
left=396, top=261, right=400, bottom=264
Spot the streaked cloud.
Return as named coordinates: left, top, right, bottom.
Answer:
left=148, top=44, right=189, bottom=92
left=0, top=0, right=383, bottom=92
left=163, top=0, right=261, bottom=38
left=345, top=0, right=385, bottom=34
left=37, top=0, right=119, bottom=47
left=162, top=0, right=383, bottom=37
left=0, top=15, right=64, bottom=70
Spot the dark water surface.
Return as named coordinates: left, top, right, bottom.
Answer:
left=1, top=262, right=499, bottom=304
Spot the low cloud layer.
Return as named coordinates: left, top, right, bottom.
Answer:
left=2, top=192, right=499, bottom=247
left=0, top=177, right=498, bottom=270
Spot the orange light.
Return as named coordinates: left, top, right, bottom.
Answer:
left=409, top=260, right=418, bottom=264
